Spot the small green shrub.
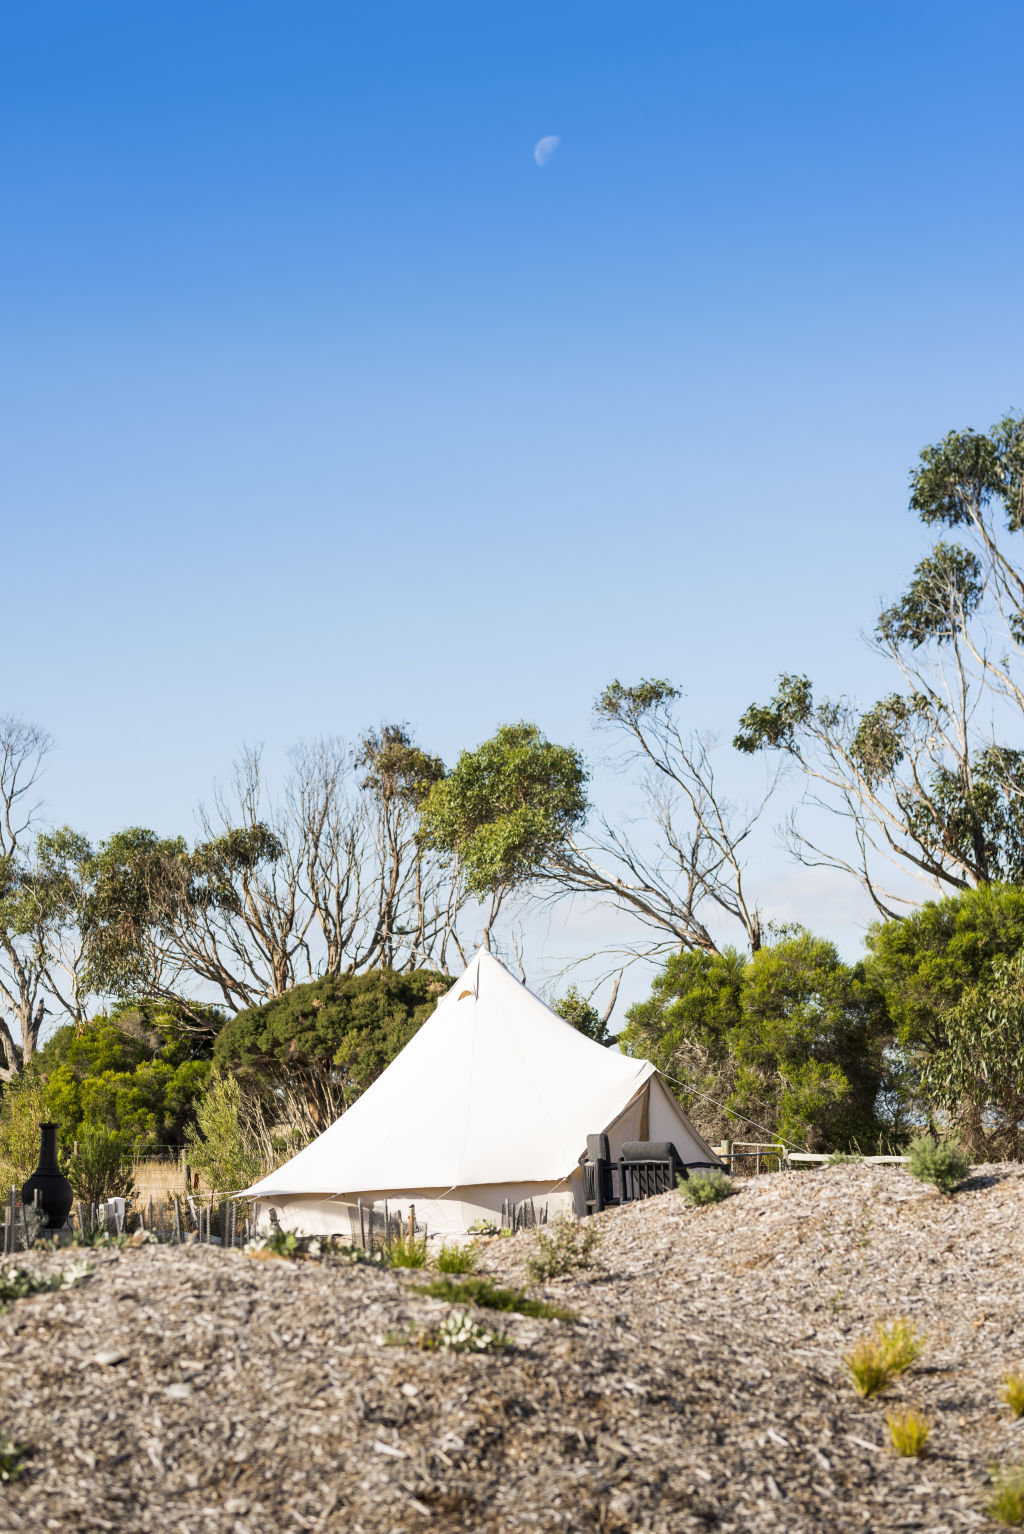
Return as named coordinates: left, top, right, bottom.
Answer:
left=387, top=1234, right=429, bottom=1269
left=827, top=1151, right=864, bottom=1166
left=524, top=1215, right=599, bottom=1282
left=1002, top=1374, right=1024, bottom=1419
left=415, top=1275, right=576, bottom=1322
left=844, top=1318, right=926, bottom=1397
left=678, top=1170, right=734, bottom=1206
left=988, top=1467, right=1024, bottom=1527
left=436, top=1240, right=477, bottom=1274
left=906, top=1136, right=970, bottom=1195
left=0, top=1432, right=30, bottom=1483
left=384, top=1310, right=512, bottom=1353
left=0, top=1261, right=89, bottom=1309
left=467, top=1218, right=499, bottom=1235
left=886, top=1407, right=930, bottom=1456
left=66, top=1128, right=139, bottom=1208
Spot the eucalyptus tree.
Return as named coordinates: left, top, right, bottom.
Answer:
left=0, top=717, right=57, bottom=1074
left=735, top=414, right=1024, bottom=916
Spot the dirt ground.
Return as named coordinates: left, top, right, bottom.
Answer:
left=1, top=1163, right=1023, bottom=1532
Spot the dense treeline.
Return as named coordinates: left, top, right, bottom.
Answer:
left=3, top=412, right=1024, bottom=1183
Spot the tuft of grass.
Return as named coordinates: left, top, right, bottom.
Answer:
left=844, top=1318, right=926, bottom=1397
left=827, top=1151, right=864, bottom=1166
left=0, top=1432, right=30, bottom=1484
left=415, top=1275, right=576, bottom=1322
left=677, top=1169, right=734, bottom=1206
left=906, top=1136, right=970, bottom=1195
left=1002, top=1374, right=1024, bottom=1419
left=524, top=1215, right=599, bottom=1283
left=886, top=1407, right=930, bottom=1457
left=387, top=1234, right=429, bottom=1269
left=435, top=1241, right=477, bottom=1274
left=988, top=1467, right=1024, bottom=1527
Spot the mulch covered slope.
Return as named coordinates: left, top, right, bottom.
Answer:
left=2, top=1165, right=1023, bottom=1533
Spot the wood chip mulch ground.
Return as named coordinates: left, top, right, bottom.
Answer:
left=2, top=1163, right=1023, bottom=1532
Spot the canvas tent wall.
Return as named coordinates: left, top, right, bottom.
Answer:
left=246, top=950, right=720, bottom=1237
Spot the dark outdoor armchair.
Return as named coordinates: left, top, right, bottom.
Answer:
left=581, top=1135, right=721, bottom=1215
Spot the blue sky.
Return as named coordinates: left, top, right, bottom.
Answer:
left=3, top=2, right=1024, bottom=995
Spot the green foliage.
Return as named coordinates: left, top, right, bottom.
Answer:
left=677, top=1169, right=734, bottom=1205
left=435, top=1240, right=478, bottom=1274
left=733, top=673, right=814, bottom=755
left=867, top=885, right=1024, bottom=1044
left=594, top=678, right=680, bottom=726
left=0, top=1432, right=30, bottom=1483
left=920, top=949, right=1024, bottom=1158
left=524, top=1214, right=599, bottom=1282
left=416, top=1310, right=512, bottom=1353
left=386, top=1234, right=429, bottom=1268
left=65, top=1127, right=138, bottom=1206
left=876, top=542, right=984, bottom=650
left=1001, top=1374, right=1024, bottom=1419
left=357, top=724, right=445, bottom=807
left=988, top=1467, right=1024, bottom=1527
left=552, top=986, right=609, bottom=1046
left=621, top=935, right=889, bottom=1151
left=844, top=1319, right=925, bottom=1397
left=885, top=1408, right=930, bottom=1457
left=414, top=1275, right=576, bottom=1322
left=213, top=968, right=444, bottom=1121
left=908, top=413, right=1024, bottom=534
left=0, top=1259, right=89, bottom=1308
left=419, top=722, right=588, bottom=896
left=184, top=1072, right=274, bottom=1192
left=5, top=999, right=221, bottom=1170
left=263, top=1229, right=300, bottom=1259
left=827, top=1151, right=863, bottom=1166
left=905, top=1136, right=970, bottom=1195
left=0, top=1076, right=50, bottom=1192
left=79, top=824, right=281, bottom=1001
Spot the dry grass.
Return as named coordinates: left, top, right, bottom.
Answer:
left=131, top=1159, right=186, bottom=1204
left=885, top=1407, right=930, bottom=1456
left=844, top=1318, right=925, bottom=1397
left=1002, top=1373, right=1024, bottom=1419
left=988, top=1467, right=1024, bottom=1526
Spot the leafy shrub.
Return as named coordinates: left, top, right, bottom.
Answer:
left=886, top=1408, right=930, bottom=1456
left=524, top=1214, right=599, bottom=1282
left=184, top=1073, right=278, bottom=1193
left=436, top=1240, right=477, bottom=1274
left=844, top=1318, right=926, bottom=1397
left=0, top=1432, right=30, bottom=1483
left=988, top=1467, right=1024, bottom=1527
left=387, top=1234, right=429, bottom=1269
left=906, top=1136, right=970, bottom=1195
left=467, top=1218, right=499, bottom=1235
left=678, top=1170, right=735, bottom=1206
left=827, top=1151, right=864, bottom=1166
left=432, top=1309, right=511, bottom=1353
left=66, top=1128, right=138, bottom=1207
left=415, top=1276, right=576, bottom=1322
left=1002, top=1374, right=1024, bottom=1419
left=0, top=1260, right=89, bottom=1310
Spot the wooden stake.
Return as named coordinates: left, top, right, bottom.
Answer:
left=408, top=1205, right=415, bottom=1242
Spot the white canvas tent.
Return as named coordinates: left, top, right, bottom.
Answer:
left=246, top=951, right=721, bottom=1237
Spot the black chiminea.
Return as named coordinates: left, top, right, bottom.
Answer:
left=21, top=1123, right=74, bottom=1229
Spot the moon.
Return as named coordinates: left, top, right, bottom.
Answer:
left=533, top=135, right=560, bottom=168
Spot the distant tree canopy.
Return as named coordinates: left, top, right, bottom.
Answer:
left=620, top=935, right=891, bottom=1152
left=865, top=883, right=1024, bottom=1058
left=0, top=997, right=222, bottom=1162
left=734, top=413, right=1024, bottom=918
left=212, top=967, right=448, bottom=1131
left=419, top=722, right=589, bottom=896
left=552, top=985, right=610, bottom=1047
